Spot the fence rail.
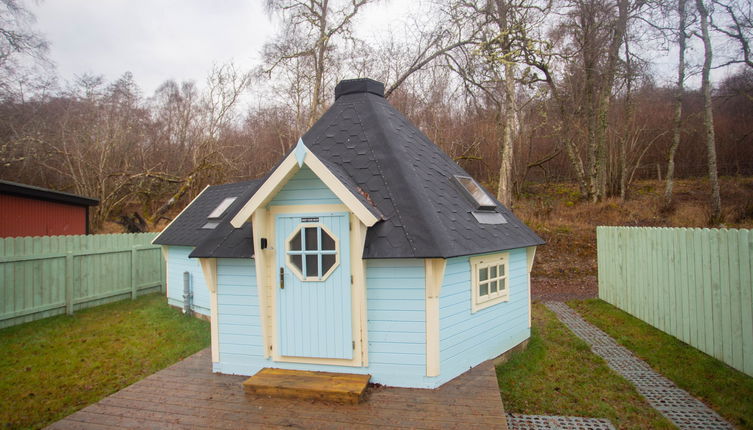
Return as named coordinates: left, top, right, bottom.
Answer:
left=597, top=226, right=753, bottom=376
left=0, top=233, right=163, bottom=328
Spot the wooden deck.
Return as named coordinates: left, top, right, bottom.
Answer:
left=48, top=349, right=508, bottom=430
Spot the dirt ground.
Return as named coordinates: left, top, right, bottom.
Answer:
left=517, top=177, right=753, bottom=301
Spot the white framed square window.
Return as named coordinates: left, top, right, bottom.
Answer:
left=470, top=253, right=509, bottom=312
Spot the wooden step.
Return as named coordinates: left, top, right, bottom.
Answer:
left=242, top=368, right=371, bottom=404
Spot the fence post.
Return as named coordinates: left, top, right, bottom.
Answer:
left=160, top=247, right=166, bottom=294
left=131, top=247, right=138, bottom=300
left=65, top=251, right=74, bottom=315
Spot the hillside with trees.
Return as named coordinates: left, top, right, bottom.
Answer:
left=0, top=0, right=751, bottom=238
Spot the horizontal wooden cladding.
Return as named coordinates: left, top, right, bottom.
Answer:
left=216, top=258, right=262, bottom=367
left=0, top=233, right=164, bottom=328
left=165, top=246, right=210, bottom=316
left=0, top=193, right=88, bottom=237
left=50, top=348, right=508, bottom=429
left=438, top=250, right=531, bottom=379
left=269, top=166, right=340, bottom=206
left=597, top=226, right=753, bottom=377
left=243, top=368, right=371, bottom=404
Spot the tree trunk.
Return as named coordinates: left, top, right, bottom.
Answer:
left=309, top=0, right=329, bottom=127
left=596, top=0, right=630, bottom=201
left=696, top=0, right=722, bottom=223
left=664, top=0, right=687, bottom=208
left=497, top=62, right=516, bottom=207
left=620, top=31, right=634, bottom=201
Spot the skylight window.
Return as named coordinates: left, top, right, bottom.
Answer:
left=207, top=197, right=237, bottom=219
left=202, top=221, right=220, bottom=229
left=454, top=176, right=496, bottom=210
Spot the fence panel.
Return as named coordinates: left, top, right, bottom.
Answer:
left=0, top=233, right=162, bottom=328
left=598, top=226, right=753, bottom=376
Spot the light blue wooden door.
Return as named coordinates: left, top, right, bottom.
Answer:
left=275, top=213, right=352, bottom=359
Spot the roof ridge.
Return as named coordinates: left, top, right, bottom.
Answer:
left=363, top=97, right=452, bottom=257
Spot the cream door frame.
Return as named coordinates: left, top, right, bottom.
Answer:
left=253, top=204, right=368, bottom=367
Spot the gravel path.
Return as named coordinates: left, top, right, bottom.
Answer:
left=545, top=302, right=732, bottom=430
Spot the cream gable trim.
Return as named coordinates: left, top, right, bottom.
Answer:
left=425, top=258, right=446, bottom=377
left=230, top=141, right=379, bottom=228
left=526, top=246, right=537, bottom=328
left=199, top=257, right=220, bottom=363
left=232, top=155, right=298, bottom=227
left=151, top=185, right=210, bottom=245
left=303, top=149, right=379, bottom=227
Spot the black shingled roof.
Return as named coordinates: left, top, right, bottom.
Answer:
left=152, top=179, right=261, bottom=248
left=162, top=78, right=544, bottom=259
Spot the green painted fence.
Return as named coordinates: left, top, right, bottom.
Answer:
left=597, top=226, right=753, bottom=376
left=0, top=233, right=164, bottom=329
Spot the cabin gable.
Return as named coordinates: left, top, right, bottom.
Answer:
left=269, top=166, right=340, bottom=207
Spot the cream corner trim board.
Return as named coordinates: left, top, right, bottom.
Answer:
left=526, top=246, right=537, bottom=328
left=199, top=257, right=220, bottom=363
left=425, top=258, right=446, bottom=377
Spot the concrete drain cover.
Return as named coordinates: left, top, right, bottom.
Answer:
left=544, top=302, right=733, bottom=430
left=507, top=414, right=615, bottom=430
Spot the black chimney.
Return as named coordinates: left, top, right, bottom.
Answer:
left=334, top=78, right=385, bottom=100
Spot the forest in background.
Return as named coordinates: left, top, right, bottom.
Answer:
left=0, top=0, right=751, bottom=232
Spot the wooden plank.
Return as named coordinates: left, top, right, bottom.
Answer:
left=719, top=229, right=733, bottom=365
left=702, top=229, right=715, bottom=356
left=661, top=228, right=670, bottom=334
left=709, top=229, right=723, bottom=361
left=131, top=248, right=138, bottom=300
left=65, top=251, right=74, bottom=315
left=740, top=230, right=753, bottom=376
left=597, top=227, right=606, bottom=301
left=678, top=228, right=689, bottom=343
left=242, top=368, right=371, bottom=404
left=686, top=229, right=698, bottom=347
left=727, top=229, right=743, bottom=371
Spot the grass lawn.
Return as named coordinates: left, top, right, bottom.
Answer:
left=496, top=303, right=675, bottom=429
left=570, top=299, right=753, bottom=429
left=0, top=293, right=210, bottom=429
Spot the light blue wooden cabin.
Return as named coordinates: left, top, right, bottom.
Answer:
left=154, top=79, right=543, bottom=388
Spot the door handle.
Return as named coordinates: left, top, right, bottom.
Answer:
left=279, top=267, right=285, bottom=289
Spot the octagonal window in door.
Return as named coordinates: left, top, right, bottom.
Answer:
left=286, top=224, right=339, bottom=281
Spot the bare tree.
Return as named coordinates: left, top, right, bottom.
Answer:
left=443, top=0, right=552, bottom=207
left=696, top=0, right=722, bottom=222
left=263, top=0, right=375, bottom=127
left=664, top=0, right=690, bottom=208
left=711, top=0, right=752, bottom=69
left=0, top=0, right=52, bottom=99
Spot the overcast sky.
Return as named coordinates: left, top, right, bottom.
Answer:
left=29, top=1, right=415, bottom=97
left=28, top=1, right=737, bottom=97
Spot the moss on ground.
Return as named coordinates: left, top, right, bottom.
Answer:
left=570, top=299, right=753, bottom=429
left=0, top=293, right=210, bottom=429
left=496, top=303, right=675, bottom=429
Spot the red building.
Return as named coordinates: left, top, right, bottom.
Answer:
left=0, top=180, right=99, bottom=238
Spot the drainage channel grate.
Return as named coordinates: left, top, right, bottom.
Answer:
left=507, top=414, right=615, bottom=430
left=544, top=302, right=733, bottom=430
